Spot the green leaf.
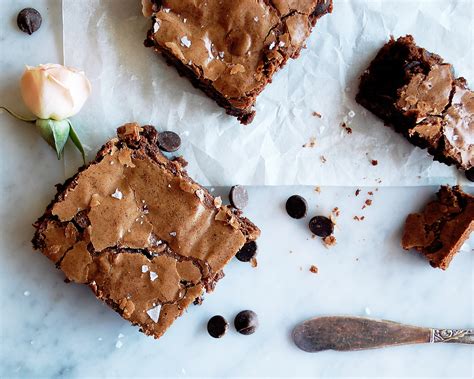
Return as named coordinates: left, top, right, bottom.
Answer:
left=67, top=120, right=86, bottom=164
left=35, top=119, right=70, bottom=159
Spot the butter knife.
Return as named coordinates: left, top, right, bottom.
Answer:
left=293, top=316, right=474, bottom=352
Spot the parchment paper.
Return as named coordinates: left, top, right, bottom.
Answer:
left=63, top=0, right=473, bottom=186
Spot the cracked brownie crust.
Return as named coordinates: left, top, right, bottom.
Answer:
left=401, top=186, right=473, bottom=270
left=144, top=0, right=333, bottom=124
left=32, top=123, right=260, bottom=338
left=356, top=35, right=473, bottom=171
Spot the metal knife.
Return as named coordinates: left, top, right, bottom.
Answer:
left=293, top=316, right=474, bottom=352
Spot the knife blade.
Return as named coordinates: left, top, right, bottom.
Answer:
left=292, top=316, right=474, bottom=352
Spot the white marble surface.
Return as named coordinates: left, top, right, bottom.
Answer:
left=0, top=185, right=473, bottom=377
left=0, top=0, right=473, bottom=378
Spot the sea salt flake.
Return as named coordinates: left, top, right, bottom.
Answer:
left=195, top=189, right=205, bottom=201
left=118, top=333, right=124, bottom=339
left=141, top=265, right=149, bottom=273
left=364, top=307, right=371, bottom=315
left=218, top=51, right=224, bottom=59
left=162, top=8, right=170, bottom=13
left=254, top=16, right=259, bottom=22
left=348, top=110, right=356, bottom=118
left=279, top=41, right=285, bottom=47
left=180, top=36, right=191, bottom=48
left=150, top=271, right=158, bottom=281
left=170, top=231, right=177, bottom=237
left=153, top=21, right=160, bottom=33
left=147, top=304, right=162, bottom=322
left=269, top=41, right=276, bottom=50
left=23, top=291, right=30, bottom=296
left=115, top=340, right=123, bottom=349
left=111, top=188, right=123, bottom=200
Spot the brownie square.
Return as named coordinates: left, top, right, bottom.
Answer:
left=356, top=35, right=473, bottom=172
left=144, top=0, right=333, bottom=124
left=402, top=186, right=473, bottom=270
left=32, top=123, right=260, bottom=338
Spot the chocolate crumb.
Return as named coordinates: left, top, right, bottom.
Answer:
left=314, top=186, right=321, bottom=194
left=355, top=189, right=361, bottom=196
left=320, top=155, right=327, bottom=163
left=365, top=199, right=372, bottom=206
left=312, top=111, right=322, bottom=118
left=309, top=265, right=319, bottom=274
left=371, top=159, right=378, bottom=166
left=368, top=191, right=373, bottom=196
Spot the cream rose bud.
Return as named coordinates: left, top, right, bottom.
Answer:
left=20, top=63, right=91, bottom=120
left=141, top=0, right=154, bottom=17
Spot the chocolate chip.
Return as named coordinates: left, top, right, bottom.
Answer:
left=234, top=310, right=258, bottom=335
left=207, top=315, right=228, bottom=338
left=309, top=216, right=334, bottom=238
left=285, top=195, right=307, bottom=219
left=465, top=168, right=474, bottom=182
left=313, top=0, right=332, bottom=16
left=157, top=131, right=181, bottom=152
left=17, top=8, right=42, bottom=35
left=236, top=241, right=257, bottom=262
left=229, top=185, right=248, bottom=209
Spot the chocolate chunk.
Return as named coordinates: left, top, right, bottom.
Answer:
left=309, top=216, right=334, bottom=237
left=465, top=168, right=474, bottom=182
left=207, top=315, right=229, bottom=338
left=234, top=310, right=258, bottom=335
left=285, top=195, right=308, bottom=219
left=17, top=8, right=42, bottom=35
left=229, top=185, right=248, bottom=210
left=157, top=131, right=181, bottom=152
left=235, top=241, right=257, bottom=262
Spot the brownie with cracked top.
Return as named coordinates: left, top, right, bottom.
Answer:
left=401, top=186, right=473, bottom=270
left=143, top=0, right=333, bottom=124
left=356, top=35, right=473, bottom=171
left=32, top=123, right=260, bottom=339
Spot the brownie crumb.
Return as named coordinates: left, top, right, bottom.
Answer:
left=368, top=191, right=373, bottom=196
left=314, top=186, right=321, bottom=194
left=365, top=199, right=372, bottom=206
left=341, top=122, right=353, bottom=134
left=193, top=297, right=204, bottom=306
left=371, top=160, right=378, bottom=166
left=322, top=235, right=337, bottom=248
left=312, top=111, right=322, bottom=118
left=353, top=215, right=365, bottom=221
left=250, top=257, right=258, bottom=268
left=303, top=137, right=317, bottom=148
left=309, top=265, right=319, bottom=274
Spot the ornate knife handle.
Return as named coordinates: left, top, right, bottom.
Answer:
left=430, top=329, right=474, bottom=344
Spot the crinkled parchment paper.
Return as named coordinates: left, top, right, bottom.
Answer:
left=63, top=0, right=473, bottom=186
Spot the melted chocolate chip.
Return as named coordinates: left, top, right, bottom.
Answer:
left=157, top=131, right=181, bottom=152
left=234, top=310, right=258, bottom=335
left=309, top=216, right=334, bottom=238
left=236, top=241, right=257, bottom=262
left=465, top=168, right=474, bottom=182
left=229, top=185, right=248, bottom=209
left=17, top=8, right=42, bottom=35
left=207, top=315, right=228, bottom=338
left=285, top=195, right=308, bottom=219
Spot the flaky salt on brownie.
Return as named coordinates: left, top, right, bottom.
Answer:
left=143, top=0, right=333, bottom=124
left=32, top=123, right=260, bottom=338
left=356, top=35, right=473, bottom=172
left=402, top=186, right=473, bottom=270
